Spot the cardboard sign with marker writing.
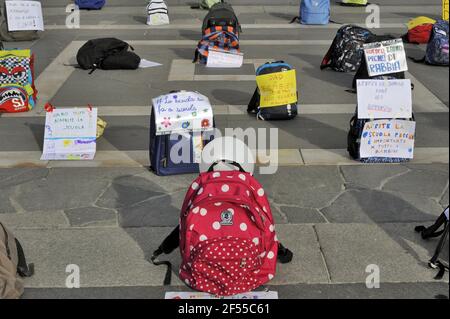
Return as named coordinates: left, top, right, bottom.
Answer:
left=360, top=119, right=416, bottom=159
left=41, top=108, right=97, bottom=161
left=357, top=79, right=412, bottom=119
left=256, top=70, right=297, bottom=108
left=5, top=1, right=44, bottom=32
left=363, top=39, right=408, bottom=77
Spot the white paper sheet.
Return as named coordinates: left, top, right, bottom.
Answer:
left=165, top=291, right=279, bottom=299
left=360, top=119, right=416, bottom=159
left=152, top=91, right=214, bottom=136
left=207, top=48, right=244, bottom=68
left=5, top=0, right=44, bottom=32
left=357, top=79, right=412, bottom=119
left=363, top=39, right=408, bottom=77
left=139, top=59, right=162, bottom=68
left=41, top=108, right=98, bottom=161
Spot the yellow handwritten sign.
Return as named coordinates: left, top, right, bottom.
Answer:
left=256, top=70, right=297, bottom=108
left=444, top=0, right=449, bottom=20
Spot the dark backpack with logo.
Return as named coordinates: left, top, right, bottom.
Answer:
left=347, top=106, right=415, bottom=163
left=0, top=0, right=39, bottom=42
left=321, top=25, right=374, bottom=73
left=75, top=0, right=106, bottom=10
left=76, top=38, right=141, bottom=73
left=201, top=1, right=241, bottom=34
left=248, top=61, right=298, bottom=121
left=352, top=35, right=407, bottom=90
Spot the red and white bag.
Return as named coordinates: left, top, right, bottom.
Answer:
left=152, top=161, right=292, bottom=296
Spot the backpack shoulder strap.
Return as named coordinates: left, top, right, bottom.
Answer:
left=15, top=238, right=34, bottom=277
left=277, top=243, right=293, bottom=264
left=247, top=87, right=260, bottom=114
left=150, top=226, right=180, bottom=286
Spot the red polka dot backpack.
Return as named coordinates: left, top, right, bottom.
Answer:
left=151, top=160, right=293, bottom=296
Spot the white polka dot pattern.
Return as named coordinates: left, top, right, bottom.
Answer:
left=178, top=170, right=279, bottom=296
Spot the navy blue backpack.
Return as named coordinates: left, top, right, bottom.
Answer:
left=149, top=91, right=215, bottom=176
left=75, top=0, right=106, bottom=10
left=425, top=20, right=449, bottom=65
left=411, top=20, right=449, bottom=66
left=291, top=0, right=330, bottom=25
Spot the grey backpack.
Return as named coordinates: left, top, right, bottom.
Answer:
left=0, top=0, right=39, bottom=42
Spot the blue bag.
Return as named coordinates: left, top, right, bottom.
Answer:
left=149, top=91, right=215, bottom=176
left=425, top=20, right=449, bottom=66
left=75, top=0, right=106, bottom=10
left=300, top=0, right=330, bottom=25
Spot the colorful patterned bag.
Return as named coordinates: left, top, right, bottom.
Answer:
left=0, top=49, right=37, bottom=113
left=194, top=26, right=240, bottom=64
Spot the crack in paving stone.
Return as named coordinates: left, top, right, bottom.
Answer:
left=437, top=181, right=449, bottom=209
left=270, top=203, right=289, bottom=224
left=379, top=165, right=412, bottom=191
left=312, top=225, right=332, bottom=284
left=337, top=166, right=348, bottom=191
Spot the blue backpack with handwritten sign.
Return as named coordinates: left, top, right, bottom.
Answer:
left=347, top=106, right=416, bottom=163
left=150, top=91, right=215, bottom=176
left=75, top=0, right=106, bottom=10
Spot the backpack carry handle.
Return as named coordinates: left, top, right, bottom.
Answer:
left=207, top=160, right=246, bottom=173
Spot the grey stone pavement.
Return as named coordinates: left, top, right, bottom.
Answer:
left=0, top=0, right=449, bottom=299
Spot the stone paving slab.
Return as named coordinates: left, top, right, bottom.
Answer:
left=21, top=282, right=449, bottom=299
left=126, top=224, right=330, bottom=286
left=0, top=211, right=69, bottom=229
left=315, top=223, right=449, bottom=284
left=16, top=228, right=171, bottom=288
left=321, top=189, right=443, bottom=224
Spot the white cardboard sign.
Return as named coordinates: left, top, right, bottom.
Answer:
left=363, top=39, right=408, bottom=77
left=165, top=291, right=279, bottom=299
left=5, top=1, right=44, bottom=32
left=357, top=79, right=412, bottom=119
left=41, top=108, right=97, bottom=161
left=207, top=48, right=244, bottom=68
left=360, top=119, right=416, bottom=159
left=152, top=91, right=214, bottom=136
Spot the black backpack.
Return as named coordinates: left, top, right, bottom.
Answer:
left=248, top=61, right=298, bottom=121
left=201, top=1, right=241, bottom=34
left=321, top=25, right=374, bottom=73
left=352, top=35, right=406, bottom=89
left=76, top=38, right=141, bottom=73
